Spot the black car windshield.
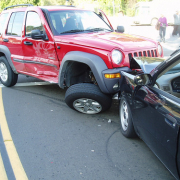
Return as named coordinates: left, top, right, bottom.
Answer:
left=165, top=63, right=180, bottom=74
left=49, top=10, right=112, bottom=35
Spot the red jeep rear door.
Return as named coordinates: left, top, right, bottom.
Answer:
left=2, top=11, right=25, bottom=72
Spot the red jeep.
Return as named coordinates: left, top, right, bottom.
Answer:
left=0, top=4, right=163, bottom=114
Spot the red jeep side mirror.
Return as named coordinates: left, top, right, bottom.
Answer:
left=31, top=29, right=46, bottom=40
left=117, top=26, right=124, bottom=33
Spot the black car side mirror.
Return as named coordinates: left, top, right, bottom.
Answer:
left=122, top=72, right=152, bottom=88
left=134, top=74, right=151, bottom=86
left=116, top=26, right=124, bottom=33
left=31, top=29, right=46, bottom=40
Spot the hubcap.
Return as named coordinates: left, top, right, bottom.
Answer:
left=120, top=100, right=129, bottom=131
left=0, top=62, right=8, bottom=82
left=73, top=98, right=102, bottom=114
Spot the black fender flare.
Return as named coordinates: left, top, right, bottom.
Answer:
left=58, top=51, right=109, bottom=93
left=0, top=45, right=18, bottom=74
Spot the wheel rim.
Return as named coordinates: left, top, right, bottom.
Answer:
left=120, top=100, right=129, bottom=131
left=73, top=98, right=102, bottom=114
left=0, top=62, right=8, bottom=82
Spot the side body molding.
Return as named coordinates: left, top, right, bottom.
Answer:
left=0, top=45, right=18, bottom=74
left=58, top=51, right=109, bottom=93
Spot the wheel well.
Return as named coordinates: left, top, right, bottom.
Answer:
left=64, top=61, right=96, bottom=87
left=0, top=52, right=5, bottom=57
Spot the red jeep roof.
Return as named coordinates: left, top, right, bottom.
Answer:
left=39, top=6, right=83, bottom=11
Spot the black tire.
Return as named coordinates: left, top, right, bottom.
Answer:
left=65, top=83, right=112, bottom=114
left=0, top=56, right=18, bottom=87
left=119, top=96, right=136, bottom=138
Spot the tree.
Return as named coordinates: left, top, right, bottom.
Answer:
left=0, top=0, right=40, bottom=11
left=0, top=0, right=152, bottom=16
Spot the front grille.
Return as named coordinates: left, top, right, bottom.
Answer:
left=128, top=53, right=132, bottom=61
left=151, top=50, right=154, bottom=57
left=128, top=49, right=158, bottom=62
left=134, top=52, right=138, bottom=57
left=128, top=49, right=158, bottom=69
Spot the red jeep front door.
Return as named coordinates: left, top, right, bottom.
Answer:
left=22, top=10, right=59, bottom=82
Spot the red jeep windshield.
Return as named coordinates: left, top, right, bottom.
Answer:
left=49, top=10, right=112, bottom=35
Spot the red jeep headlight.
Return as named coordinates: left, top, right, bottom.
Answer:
left=112, top=50, right=123, bottom=64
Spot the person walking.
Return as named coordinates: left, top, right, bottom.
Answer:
left=172, top=10, right=180, bottom=36
left=158, top=14, right=168, bottom=43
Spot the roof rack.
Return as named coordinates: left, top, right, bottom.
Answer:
left=56, top=5, right=76, bottom=7
left=4, top=4, right=33, bottom=10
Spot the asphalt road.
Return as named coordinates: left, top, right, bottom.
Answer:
left=0, top=26, right=178, bottom=180
left=1, top=81, right=174, bottom=180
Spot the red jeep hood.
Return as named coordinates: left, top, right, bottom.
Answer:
left=54, top=32, right=157, bottom=51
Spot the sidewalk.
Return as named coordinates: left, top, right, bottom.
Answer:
left=160, top=35, right=180, bottom=57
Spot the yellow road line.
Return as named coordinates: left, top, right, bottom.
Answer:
left=0, top=88, right=28, bottom=180
left=0, top=152, right=8, bottom=180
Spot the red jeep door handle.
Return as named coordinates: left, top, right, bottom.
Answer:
left=24, top=41, right=33, bottom=45
left=3, top=39, right=9, bottom=42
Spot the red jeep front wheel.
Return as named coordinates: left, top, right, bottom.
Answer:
left=65, top=83, right=112, bottom=114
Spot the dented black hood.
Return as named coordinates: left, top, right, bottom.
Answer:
left=133, top=57, right=165, bottom=74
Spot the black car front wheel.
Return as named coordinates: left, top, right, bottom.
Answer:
left=65, top=83, right=112, bottom=114
left=0, top=56, right=18, bottom=87
left=119, top=96, right=136, bottom=138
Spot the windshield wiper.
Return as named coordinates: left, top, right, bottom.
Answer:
left=60, top=28, right=112, bottom=34
left=86, top=28, right=112, bottom=32
left=60, top=29, right=85, bottom=34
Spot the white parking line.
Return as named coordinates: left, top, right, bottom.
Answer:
left=0, top=81, right=56, bottom=88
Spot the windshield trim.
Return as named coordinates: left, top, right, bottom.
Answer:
left=94, top=12, right=113, bottom=31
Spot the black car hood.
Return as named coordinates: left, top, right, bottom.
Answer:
left=133, top=57, right=165, bottom=74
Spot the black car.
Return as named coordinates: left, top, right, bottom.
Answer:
left=119, top=50, right=180, bottom=180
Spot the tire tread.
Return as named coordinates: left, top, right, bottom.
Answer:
left=0, top=56, right=18, bottom=87
left=65, top=83, right=112, bottom=114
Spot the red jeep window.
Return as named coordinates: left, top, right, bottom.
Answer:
left=7, top=12, right=25, bottom=36
left=0, top=13, right=9, bottom=35
left=25, top=11, right=44, bottom=37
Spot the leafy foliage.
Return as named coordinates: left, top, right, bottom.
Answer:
left=0, top=0, right=39, bottom=11
left=0, top=0, right=152, bottom=16
left=74, top=0, right=152, bottom=16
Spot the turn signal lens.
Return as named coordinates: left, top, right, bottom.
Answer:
left=104, top=73, right=121, bottom=79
